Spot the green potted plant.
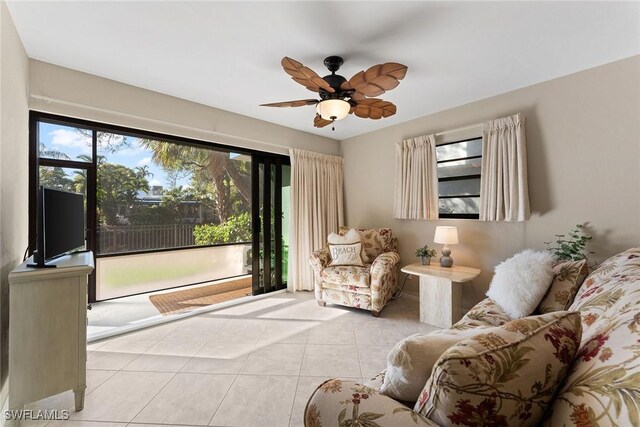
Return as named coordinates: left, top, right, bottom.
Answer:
left=415, top=245, right=437, bottom=265
left=545, top=223, right=594, bottom=262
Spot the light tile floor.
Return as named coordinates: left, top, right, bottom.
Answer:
left=25, top=291, right=439, bottom=427
left=87, top=276, right=254, bottom=340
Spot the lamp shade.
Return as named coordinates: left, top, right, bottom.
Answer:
left=316, top=99, right=351, bottom=121
left=434, top=226, right=459, bottom=245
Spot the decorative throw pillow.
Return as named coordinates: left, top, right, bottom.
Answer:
left=381, top=329, right=483, bottom=402
left=327, top=229, right=364, bottom=266
left=415, top=311, right=582, bottom=427
left=486, top=249, right=555, bottom=318
left=339, top=227, right=393, bottom=263
left=537, top=259, right=589, bottom=314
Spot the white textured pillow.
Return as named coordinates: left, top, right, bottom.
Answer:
left=381, top=330, right=480, bottom=402
left=327, top=228, right=364, bottom=266
left=486, top=249, right=555, bottom=318
left=328, top=228, right=360, bottom=245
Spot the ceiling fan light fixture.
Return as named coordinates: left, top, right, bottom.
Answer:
left=316, top=99, right=351, bottom=121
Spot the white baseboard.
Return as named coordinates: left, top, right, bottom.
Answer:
left=400, top=292, right=420, bottom=301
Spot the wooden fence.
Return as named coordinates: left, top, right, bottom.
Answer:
left=98, top=224, right=197, bottom=254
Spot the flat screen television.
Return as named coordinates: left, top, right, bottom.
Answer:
left=29, top=186, right=86, bottom=268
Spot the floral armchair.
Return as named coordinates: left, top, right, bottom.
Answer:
left=308, top=227, right=400, bottom=316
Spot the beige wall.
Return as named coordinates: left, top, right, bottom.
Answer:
left=0, top=0, right=29, bottom=408
left=1, top=5, right=339, bottom=410
left=340, top=56, right=640, bottom=309
left=29, top=60, right=339, bottom=156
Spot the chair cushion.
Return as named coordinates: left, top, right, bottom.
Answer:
left=340, top=227, right=394, bottom=263
left=322, top=281, right=371, bottom=295
left=323, top=288, right=371, bottom=311
left=321, top=265, right=371, bottom=288
left=416, top=311, right=582, bottom=427
left=537, top=259, right=589, bottom=314
left=486, top=249, right=555, bottom=318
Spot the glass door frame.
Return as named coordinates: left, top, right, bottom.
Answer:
left=30, top=111, right=291, bottom=302
left=28, top=113, right=99, bottom=301
left=251, top=155, right=289, bottom=295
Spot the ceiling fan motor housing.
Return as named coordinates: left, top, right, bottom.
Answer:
left=320, top=55, right=353, bottom=101
left=323, top=55, right=344, bottom=73
left=320, top=74, right=347, bottom=97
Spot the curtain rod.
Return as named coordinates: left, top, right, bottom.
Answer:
left=434, top=122, right=483, bottom=137
left=29, top=94, right=293, bottom=154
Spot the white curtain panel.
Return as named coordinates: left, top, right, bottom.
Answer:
left=480, top=112, right=530, bottom=221
left=288, top=149, right=344, bottom=291
left=393, top=134, right=439, bottom=220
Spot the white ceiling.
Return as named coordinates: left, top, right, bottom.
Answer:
left=7, top=1, right=640, bottom=140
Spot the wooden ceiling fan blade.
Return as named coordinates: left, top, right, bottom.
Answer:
left=370, top=62, right=408, bottom=80
left=344, top=62, right=408, bottom=97
left=314, top=114, right=333, bottom=128
left=281, top=57, right=335, bottom=94
left=349, top=91, right=366, bottom=101
left=260, top=99, right=319, bottom=108
left=353, top=99, right=397, bottom=119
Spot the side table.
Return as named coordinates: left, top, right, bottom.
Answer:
left=401, top=262, right=481, bottom=328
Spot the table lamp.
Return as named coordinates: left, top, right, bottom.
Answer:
left=434, top=226, right=458, bottom=267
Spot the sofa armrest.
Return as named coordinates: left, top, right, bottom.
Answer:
left=305, top=379, right=440, bottom=427
left=309, top=247, right=331, bottom=276
left=370, top=252, right=400, bottom=312
left=309, top=248, right=331, bottom=301
left=371, top=251, right=400, bottom=275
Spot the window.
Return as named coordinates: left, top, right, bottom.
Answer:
left=30, top=112, right=288, bottom=302
left=92, top=131, right=252, bottom=255
left=436, top=137, right=482, bottom=219
left=38, top=122, right=92, bottom=162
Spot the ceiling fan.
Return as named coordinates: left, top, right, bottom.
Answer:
left=260, top=56, right=408, bottom=130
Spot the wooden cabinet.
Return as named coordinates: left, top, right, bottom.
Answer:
left=401, top=262, right=481, bottom=328
left=8, top=252, right=94, bottom=412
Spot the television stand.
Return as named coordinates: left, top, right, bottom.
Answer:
left=8, top=251, right=94, bottom=412
left=26, top=252, right=57, bottom=268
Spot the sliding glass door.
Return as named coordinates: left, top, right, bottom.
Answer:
left=251, top=156, right=290, bottom=294
left=30, top=112, right=289, bottom=303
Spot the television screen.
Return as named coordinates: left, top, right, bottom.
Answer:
left=42, top=187, right=85, bottom=261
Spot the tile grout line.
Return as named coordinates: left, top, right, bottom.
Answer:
left=288, top=376, right=302, bottom=427
left=125, top=370, right=181, bottom=425
left=288, top=335, right=311, bottom=427
left=124, top=329, right=214, bottom=424
left=353, top=335, right=365, bottom=381
left=205, top=373, right=240, bottom=426
left=206, top=337, right=260, bottom=425
left=59, top=367, right=119, bottom=423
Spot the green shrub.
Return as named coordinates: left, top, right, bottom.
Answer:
left=193, top=212, right=251, bottom=245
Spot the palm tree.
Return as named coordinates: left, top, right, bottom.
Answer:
left=39, top=143, right=70, bottom=160
left=140, top=139, right=250, bottom=222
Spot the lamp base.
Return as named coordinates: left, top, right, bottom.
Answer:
left=440, top=246, right=453, bottom=268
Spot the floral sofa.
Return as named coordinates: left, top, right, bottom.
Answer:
left=309, top=228, right=400, bottom=316
left=305, top=248, right=640, bottom=426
